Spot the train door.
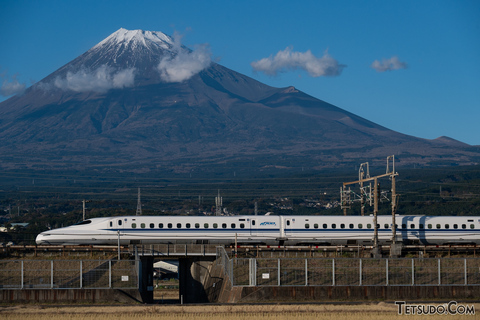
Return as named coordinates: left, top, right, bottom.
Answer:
left=284, top=217, right=293, bottom=237
left=250, top=218, right=258, bottom=236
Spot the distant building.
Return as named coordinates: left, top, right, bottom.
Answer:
left=10, top=223, right=29, bottom=229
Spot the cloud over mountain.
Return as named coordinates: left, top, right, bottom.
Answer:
left=157, top=32, right=212, bottom=83
left=0, top=72, right=26, bottom=97
left=251, top=47, right=345, bottom=77
left=53, top=66, right=136, bottom=93
left=371, top=56, right=408, bottom=72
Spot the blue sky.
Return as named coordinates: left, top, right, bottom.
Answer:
left=1, top=0, right=479, bottom=145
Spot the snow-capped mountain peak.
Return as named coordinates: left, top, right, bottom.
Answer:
left=93, top=28, right=174, bottom=51
left=58, top=28, right=179, bottom=76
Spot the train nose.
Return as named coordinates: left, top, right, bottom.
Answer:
left=36, top=233, right=49, bottom=245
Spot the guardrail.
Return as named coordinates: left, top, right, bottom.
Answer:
left=129, top=244, right=218, bottom=257
left=232, top=257, right=480, bottom=287
left=0, top=259, right=138, bottom=289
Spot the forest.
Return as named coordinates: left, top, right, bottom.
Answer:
left=1, top=165, right=479, bottom=245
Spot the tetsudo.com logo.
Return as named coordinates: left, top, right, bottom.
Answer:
left=395, top=301, right=475, bottom=315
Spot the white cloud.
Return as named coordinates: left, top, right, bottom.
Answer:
left=371, top=56, right=408, bottom=72
left=0, top=73, right=26, bottom=97
left=157, top=32, right=212, bottom=83
left=54, top=66, right=136, bottom=92
left=251, top=47, right=346, bottom=77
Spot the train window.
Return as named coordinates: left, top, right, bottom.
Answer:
left=252, top=220, right=256, bottom=226
left=314, top=224, right=319, bottom=229
left=150, top=223, right=154, bottom=229
left=453, top=224, right=458, bottom=229
left=402, top=224, right=406, bottom=229
left=358, top=224, right=363, bottom=229
left=367, top=224, right=372, bottom=229
left=436, top=224, right=441, bottom=229
left=231, top=223, right=236, bottom=228
left=305, top=224, right=310, bottom=229
left=377, top=224, right=380, bottom=229
left=419, top=224, right=424, bottom=229
left=287, top=220, right=290, bottom=226
left=132, top=223, right=137, bottom=229
left=110, top=221, right=113, bottom=227
left=118, top=220, right=122, bottom=226
left=340, top=224, right=345, bottom=229
left=177, top=223, right=181, bottom=228
left=159, top=223, right=163, bottom=228
left=410, top=224, right=415, bottom=229
left=470, top=224, right=475, bottom=229
left=168, top=223, right=172, bottom=229
left=195, top=223, right=200, bottom=229
left=186, top=223, right=191, bottom=229
left=75, top=220, right=91, bottom=226
left=445, top=224, right=449, bottom=229
left=239, top=219, right=245, bottom=221
left=240, top=223, right=245, bottom=229
left=332, top=224, right=336, bottom=229
left=349, top=224, right=354, bottom=229
left=384, top=224, right=389, bottom=229
left=428, top=224, right=432, bottom=229
left=323, top=224, right=327, bottom=229
left=213, top=223, right=218, bottom=229
left=468, top=220, right=474, bottom=222
left=222, top=223, right=227, bottom=228
left=141, top=223, right=145, bottom=228
left=462, top=224, right=466, bottom=229
left=204, top=223, right=209, bottom=228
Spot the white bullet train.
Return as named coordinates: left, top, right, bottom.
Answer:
left=35, top=215, right=480, bottom=246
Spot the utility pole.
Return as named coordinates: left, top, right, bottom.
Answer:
left=359, top=162, right=370, bottom=216
left=215, top=190, right=222, bottom=216
left=341, top=155, right=399, bottom=258
left=136, top=188, right=142, bottom=216
left=388, top=155, right=401, bottom=257
left=372, top=177, right=380, bottom=257
left=82, top=200, right=90, bottom=221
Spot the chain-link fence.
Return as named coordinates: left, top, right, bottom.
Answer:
left=0, top=259, right=138, bottom=289
left=231, top=258, right=480, bottom=287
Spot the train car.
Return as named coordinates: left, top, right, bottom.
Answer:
left=35, top=215, right=480, bottom=246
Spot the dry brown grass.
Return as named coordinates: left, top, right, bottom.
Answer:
left=1, top=303, right=479, bottom=319
left=154, top=288, right=179, bottom=300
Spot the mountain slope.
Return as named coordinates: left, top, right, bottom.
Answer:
left=0, top=28, right=478, bottom=173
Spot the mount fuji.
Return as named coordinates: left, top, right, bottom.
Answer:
left=0, top=28, right=478, bottom=174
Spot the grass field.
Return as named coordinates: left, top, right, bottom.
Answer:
left=0, top=303, right=478, bottom=319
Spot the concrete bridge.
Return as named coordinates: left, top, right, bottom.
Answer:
left=2, top=244, right=480, bottom=304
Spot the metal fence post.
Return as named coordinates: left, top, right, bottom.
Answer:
left=464, top=258, right=467, bottom=285
left=278, top=258, right=281, bottom=286
left=21, top=260, right=24, bottom=289
left=249, top=258, right=256, bottom=286
left=386, top=259, right=389, bottom=286
left=411, top=258, right=415, bottom=285
left=80, top=260, right=83, bottom=288
left=438, top=258, right=441, bottom=285
left=230, top=257, right=234, bottom=286
left=109, top=260, right=112, bottom=288
left=51, top=260, right=54, bottom=289
left=305, top=259, right=308, bottom=286
left=332, top=259, right=335, bottom=286
left=359, top=258, right=362, bottom=286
